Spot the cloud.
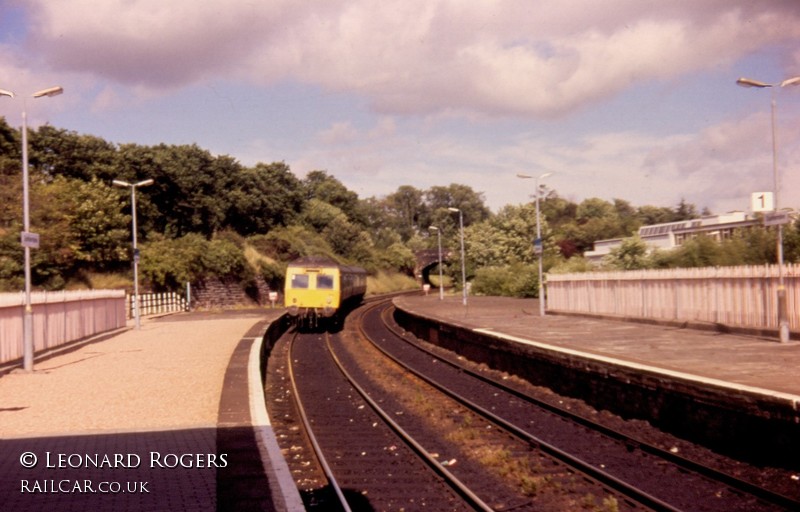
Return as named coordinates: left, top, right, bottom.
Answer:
left=23, top=1, right=800, bottom=117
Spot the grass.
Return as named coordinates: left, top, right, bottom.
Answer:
left=366, top=270, right=419, bottom=296
left=65, top=272, right=131, bottom=291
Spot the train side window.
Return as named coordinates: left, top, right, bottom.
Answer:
left=291, top=274, right=309, bottom=289
left=317, top=274, right=334, bottom=289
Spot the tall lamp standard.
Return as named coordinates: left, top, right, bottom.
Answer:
left=113, top=179, right=154, bottom=330
left=736, top=76, right=800, bottom=343
left=0, top=86, right=63, bottom=372
left=517, top=172, right=552, bottom=316
left=428, top=226, right=444, bottom=300
left=447, top=207, right=467, bottom=306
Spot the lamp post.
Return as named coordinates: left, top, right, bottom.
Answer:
left=113, top=179, right=154, bottom=330
left=429, top=226, right=444, bottom=300
left=0, top=86, right=63, bottom=372
left=736, top=76, right=800, bottom=343
left=447, top=207, right=467, bottom=306
left=517, top=172, right=553, bottom=316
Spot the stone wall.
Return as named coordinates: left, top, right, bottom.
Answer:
left=191, top=275, right=273, bottom=310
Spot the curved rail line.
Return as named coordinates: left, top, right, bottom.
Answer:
left=287, top=318, right=493, bottom=510
left=363, top=301, right=800, bottom=512
left=321, top=331, right=494, bottom=511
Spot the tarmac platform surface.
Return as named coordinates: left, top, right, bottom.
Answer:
left=0, top=309, right=301, bottom=512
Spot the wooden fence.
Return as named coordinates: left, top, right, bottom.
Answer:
left=0, top=290, right=126, bottom=365
left=546, top=264, right=800, bottom=331
left=126, top=292, right=188, bottom=319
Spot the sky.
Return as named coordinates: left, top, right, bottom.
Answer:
left=2, top=1, right=800, bottom=215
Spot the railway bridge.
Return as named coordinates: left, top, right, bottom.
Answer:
left=414, top=248, right=453, bottom=285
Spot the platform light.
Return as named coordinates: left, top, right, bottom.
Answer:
left=517, top=172, right=553, bottom=316
left=736, top=76, right=800, bottom=343
left=447, top=207, right=467, bottom=306
left=1, top=85, right=63, bottom=371
left=429, top=226, right=444, bottom=300
left=113, top=178, right=155, bottom=329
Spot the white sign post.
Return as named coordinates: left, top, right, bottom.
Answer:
left=20, top=231, right=39, bottom=249
left=751, top=192, right=774, bottom=212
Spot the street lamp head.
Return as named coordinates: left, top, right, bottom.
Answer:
left=32, top=86, right=63, bottom=98
left=736, top=77, right=772, bottom=89
left=0, top=89, right=15, bottom=98
left=447, top=207, right=460, bottom=212
left=114, top=178, right=154, bottom=188
left=781, top=76, right=800, bottom=88
left=516, top=173, right=532, bottom=179
left=429, top=225, right=439, bottom=231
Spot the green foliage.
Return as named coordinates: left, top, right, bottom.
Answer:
left=30, top=126, right=118, bottom=182
left=226, top=162, right=304, bottom=235
left=548, top=255, right=594, bottom=274
left=304, top=170, right=362, bottom=224
left=471, top=262, right=539, bottom=298
left=375, top=242, right=416, bottom=275
left=139, top=234, right=250, bottom=291
left=51, top=177, right=130, bottom=267
left=366, top=270, right=420, bottom=295
left=248, top=226, right=337, bottom=263
left=603, top=235, right=650, bottom=270
left=384, top=185, right=426, bottom=240
left=0, top=232, right=23, bottom=291
left=8, top=117, right=799, bottom=301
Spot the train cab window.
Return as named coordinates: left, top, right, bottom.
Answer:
left=317, top=274, right=334, bottom=289
left=291, top=274, right=309, bottom=289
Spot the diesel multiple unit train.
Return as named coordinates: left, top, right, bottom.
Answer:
left=284, top=256, right=367, bottom=328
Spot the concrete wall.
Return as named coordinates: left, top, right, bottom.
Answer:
left=0, top=290, right=126, bottom=365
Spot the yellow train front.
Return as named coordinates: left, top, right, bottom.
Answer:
left=284, top=257, right=367, bottom=329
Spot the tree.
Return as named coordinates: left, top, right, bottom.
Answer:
left=636, top=205, right=676, bottom=226
left=560, top=197, right=628, bottom=254
left=667, top=235, right=722, bottom=268
left=384, top=185, right=425, bottom=240
left=139, top=233, right=251, bottom=291
left=225, top=162, right=304, bottom=235
left=303, top=170, right=361, bottom=224
left=116, top=143, right=235, bottom=238
left=603, top=236, right=651, bottom=270
left=49, top=177, right=129, bottom=269
left=674, top=198, right=698, bottom=221
left=29, top=125, right=118, bottom=182
left=465, top=203, right=546, bottom=268
left=424, top=183, right=490, bottom=227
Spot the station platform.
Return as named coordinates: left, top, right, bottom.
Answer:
left=0, top=309, right=302, bottom=512
left=5, top=295, right=799, bottom=511
left=394, top=295, right=800, bottom=402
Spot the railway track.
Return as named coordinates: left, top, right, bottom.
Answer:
left=265, top=296, right=800, bottom=511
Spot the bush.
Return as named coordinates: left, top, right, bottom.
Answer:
left=139, top=233, right=251, bottom=291
left=248, top=226, right=337, bottom=263
left=471, top=262, right=539, bottom=298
